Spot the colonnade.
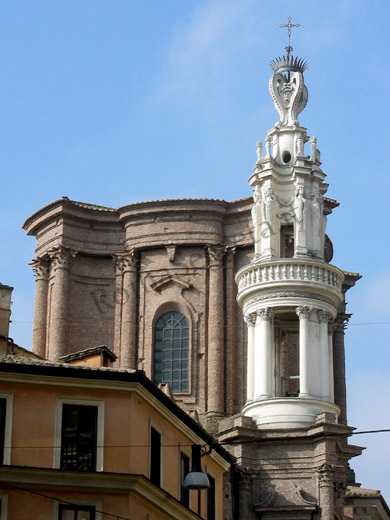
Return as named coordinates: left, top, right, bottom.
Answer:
left=245, top=305, right=335, bottom=403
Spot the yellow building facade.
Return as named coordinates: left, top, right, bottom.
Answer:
left=0, top=355, right=231, bottom=519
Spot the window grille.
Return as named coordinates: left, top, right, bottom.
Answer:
left=60, top=404, right=97, bottom=472
left=154, top=311, right=189, bottom=393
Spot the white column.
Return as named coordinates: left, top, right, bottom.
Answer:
left=318, top=310, right=331, bottom=400
left=254, top=307, right=273, bottom=400
left=296, top=305, right=312, bottom=397
left=328, top=321, right=334, bottom=402
left=244, top=312, right=256, bottom=402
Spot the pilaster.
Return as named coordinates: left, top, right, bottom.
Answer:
left=225, top=247, right=237, bottom=416
left=333, top=314, right=350, bottom=425
left=118, top=248, right=139, bottom=369
left=318, top=310, right=332, bottom=400
left=30, top=257, right=50, bottom=359
left=47, top=246, right=76, bottom=361
left=318, top=463, right=335, bottom=520
left=206, top=245, right=225, bottom=421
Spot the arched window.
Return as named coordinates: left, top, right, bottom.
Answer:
left=154, top=311, right=189, bottom=393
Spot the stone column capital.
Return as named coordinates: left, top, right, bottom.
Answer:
left=244, top=312, right=257, bottom=326
left=225, top=246, right=236, bottom=268
left=114, top=248, right=139, bottom=273
left=296, top=305, right=312, bottom=319
left=317, top=463, right=335, bottom=485
left=334, top=313, right=351, bottom=333
left=328, top=321, right=335, bottom=335
left=317, top=309, right=333, bottom=323
left=48, top=246, right=76, bottom=271
left=257, top=307, right=273, bottom=321
left=207, top=245, right=224, bottom=267
left=30, top=258, right=50, bottom=280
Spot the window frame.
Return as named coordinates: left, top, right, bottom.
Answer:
left=54, top=398, right=104, bottom=472
left=179, top=449, right=191, bottom=508
left=206, top=471, right=217, bottom=520
left=0, top=493, right=8, bottom=520
left=52, top=499, right=102, bottom=520
left=149, top=421, right=163, bottom=488
left=153, top=311, right=190, bottom=394
left=0, top=393, right=13, bottom=465
left=58, top=504, right=96, bottom=520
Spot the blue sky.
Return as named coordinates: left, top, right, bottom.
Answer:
left=1, top=0, right=389, bottom=498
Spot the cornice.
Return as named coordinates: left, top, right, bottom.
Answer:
left=0, top=466, right=201, bottom=520
left=0, top=367, right=231, bottom=469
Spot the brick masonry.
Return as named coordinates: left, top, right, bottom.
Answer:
left=24, top=195, right=354, bottom=432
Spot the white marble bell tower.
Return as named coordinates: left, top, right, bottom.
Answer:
left=236, top=54, right=343, bottom=428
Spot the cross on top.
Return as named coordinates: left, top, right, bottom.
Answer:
left=279, top=16, right=300, bottom=57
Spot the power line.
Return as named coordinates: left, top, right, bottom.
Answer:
left=2, top=482, right=134, bottom=520
left=9, top=320, right=390, bottom=326
left=4, top=427, right=390, bottom=450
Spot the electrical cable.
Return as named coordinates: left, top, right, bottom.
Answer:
left=2, top=481, right=134, bottom=520
left=3, top=427, right=390, bottom=450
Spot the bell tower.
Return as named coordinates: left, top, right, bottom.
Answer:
left=236, top=47, right=342, bottom=429
left=218, top=23, right=363, bottom=519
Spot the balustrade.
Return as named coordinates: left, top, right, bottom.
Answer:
left=236, top=260, right=343, bottom=294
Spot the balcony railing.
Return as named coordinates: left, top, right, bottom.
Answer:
left=236, top=259, right=344, bottom=295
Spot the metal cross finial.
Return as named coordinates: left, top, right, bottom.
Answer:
left=279, top=16, right=300, bottom=57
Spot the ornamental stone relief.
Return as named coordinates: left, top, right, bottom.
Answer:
left=242, top=290, right=335, bottom=313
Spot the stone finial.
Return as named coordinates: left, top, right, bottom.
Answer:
left=310, top=136, right=317, bottom=161
left=269, top=69, right=308, bottom=126
left=256, top=141, right=263, bottom=162
left=265, top=135, right=271, bottom=157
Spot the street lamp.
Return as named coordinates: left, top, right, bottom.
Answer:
left=183, top=444, right=210, bottom=490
